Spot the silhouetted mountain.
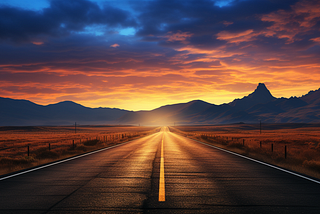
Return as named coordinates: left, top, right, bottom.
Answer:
left=1, top=83, right=320, bottom=126
left=274, top=89, right=320, bottom=123
left=117, top=83, right=320, bottom=125
left=118, top=100, right=213, bottom=125
left=229, top=83, right=276, bottom=111
left=0, top=97, right=129, bottom=126
left=199, top=104, right=257, bottom=124
left=246, top=97, right=308, bottom=115
left=300, top=88, right=320, bottom=105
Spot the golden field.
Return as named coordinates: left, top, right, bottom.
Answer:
left=2, top=123, right=320, bottom=180
left=0, top=125, right=160, bottom=176
left=169, top=123, right=320, bottom=180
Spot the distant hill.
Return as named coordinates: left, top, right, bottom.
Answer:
left=117, top=100, right=213, bottom=125
left=1, top=83, right=320, bottom=126
left=300, top=88, right=320, bottom=105
left=0, top=98, right=129, bottom=126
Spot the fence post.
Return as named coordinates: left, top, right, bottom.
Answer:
left=260, top=141, right=261, bottom=148
left=27, top=145, right=29, bottom=156
left=285, top=145, right=287, bottom=159
left=271, top=143, right=273, bottom=152
left=243, top=139, right=245, bottom=146
left=49, top=143, right=51, bottom=151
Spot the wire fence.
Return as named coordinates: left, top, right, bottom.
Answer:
left=0, top=128, right=161, bottom=158
left=168, top=126, right=320, bottom=162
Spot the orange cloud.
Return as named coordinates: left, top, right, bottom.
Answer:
left=216, top=29, right=257, bottom=44
left=165, top=31, right=193, bottom=44
left=222, top=21, right=233, bottom=26
left=310, top=37, right=320, bottom=43
left=110, top=43, right=120, bottom=48
left=261, top=0, right=320, bottom=43
left=32, top=41, right=44, bottom=45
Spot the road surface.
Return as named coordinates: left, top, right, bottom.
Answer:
left=1, top=127, right=320, bottom=213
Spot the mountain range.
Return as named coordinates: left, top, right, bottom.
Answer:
left=1, top=83, right=320, bottom=126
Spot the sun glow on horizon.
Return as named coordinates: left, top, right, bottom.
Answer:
left=5, top=81, right=318, bottom=112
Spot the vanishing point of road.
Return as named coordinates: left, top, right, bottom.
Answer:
left=1, top=127, right=320, bottom=213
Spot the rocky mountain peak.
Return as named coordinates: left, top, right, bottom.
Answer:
left=248, top=83, right=275, bottom=101
left=229, top=83, right=276, bottom=110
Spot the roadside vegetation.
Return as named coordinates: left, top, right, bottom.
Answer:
left=0, top=126, right=160, bottom=176
left=169, top=124, right=320, bottom=180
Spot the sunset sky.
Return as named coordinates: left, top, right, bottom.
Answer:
left=0, top=0, right=320, bottom=110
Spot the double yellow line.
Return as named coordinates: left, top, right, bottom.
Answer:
left=159, top=136, right=165, bottom=201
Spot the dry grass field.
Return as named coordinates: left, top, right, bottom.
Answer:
left=0, top=125, right=160, bottom=176
left=169, top=123, right=320, bottom=180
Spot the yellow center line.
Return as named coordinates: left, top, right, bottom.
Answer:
left=159, top=136, right=165, bottom=201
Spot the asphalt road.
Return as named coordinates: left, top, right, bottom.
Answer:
left=1, top=127, right=320, bottom=213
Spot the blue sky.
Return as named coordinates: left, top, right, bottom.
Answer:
left=0, top=0, right=319, bottom=110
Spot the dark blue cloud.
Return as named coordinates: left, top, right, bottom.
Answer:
left=0, top=0, right=136, bottom=43
left=0, top=33, right=185, bottom=73
left=0, top=0, right=318, bottom=70
left=0, top=0, right=304, bottom=46
left=131, top=0, right=305, bottom=56
left=137, top=0, right=298, bottom=35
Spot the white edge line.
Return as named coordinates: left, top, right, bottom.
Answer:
left=0, top=132, right=158, bottom=181
left=182, top=135, right=320, bottom=185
